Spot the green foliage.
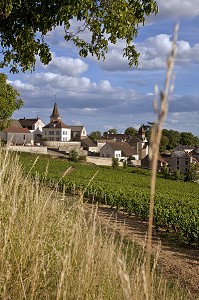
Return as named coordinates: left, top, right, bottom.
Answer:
left=89, top=131, right=101, bottom=140
left=185, top=163, right=199, bottom=182
left=112, top=157, right=119, bottom=169
left=173, top=169, right=184, bottom=181
left=20, top=153, right=199, bottom=246
left=160, top=129, right=199, bottom=151
left=161, top=165, right=169, bottom=179
left=0, top=0, right=158, bottom=73
left=104, top=128, right=118, bottom=135
left=125, top=127, right=137, bottom=137
left=0, top=73, right=23, bottom=130
left=69, top=149, right=79, bottom=162
left=180, top=132, right=199, bottom=147
left=78, top=154, right=87, bottom=162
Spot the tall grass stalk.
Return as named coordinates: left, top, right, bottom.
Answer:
left=146, top=24, right=179, bottom=293
left=0, top=148, right=192, bottom=299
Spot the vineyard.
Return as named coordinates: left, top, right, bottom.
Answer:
left=20, top=153, right=199, bottom=246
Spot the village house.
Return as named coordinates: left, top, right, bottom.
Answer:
left=141, top=154, right=168, bottom=171
left=0, top=120, right=33, bottom=145
left=69, top=126, right=87, bottom=140
left=100, top=142, right=135, bottom=160
left=19, top=117, right=45, bottom=143
left=169, top=150, right=193, bottom=174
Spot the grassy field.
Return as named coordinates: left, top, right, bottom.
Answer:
left=0, top=149, right=196, bottom=299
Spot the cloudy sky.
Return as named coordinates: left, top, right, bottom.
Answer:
left=3, top=0, right=199, bottom=135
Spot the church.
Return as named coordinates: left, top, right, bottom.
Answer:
left=42, top=103, right=87, bottom=142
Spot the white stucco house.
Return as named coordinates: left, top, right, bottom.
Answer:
left=100, top=142, right=134, bottom=160
left=42, top=103, right=71, bottom=141
left=0, top=126, right=33, bottom=145
left=18, top=117, right=45, bottom=132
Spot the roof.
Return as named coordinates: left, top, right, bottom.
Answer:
left=69, top=126, right=84, bottom=132
left=171, top=150, right=191, bottom=158
left=105, top=133, right=127, bottom=141
left=50, top=103, right=61, bottom=121
left=10, top=119, right=23, bottom=128
left=106, top=142, right=134, bottom=156
left=81, top=137, right=97, bottom=148
left=4, top=127, right=30, bottom=133
left=173, top=145, right=195, bottom=151
left=138, top=126, right=145, bottom=135
left=18, top=118, right=40, bottom=127
left=128, top=136, right=142, bottom=145
left=43, top=121, right=70, bottom=129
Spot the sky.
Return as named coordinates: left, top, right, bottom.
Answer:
left=2, top=0, right=199, bottom=136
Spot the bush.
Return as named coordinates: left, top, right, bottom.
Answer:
left=78, top=154, right=87, bottom=162
left=112, top=157, right=119, bottom=169
left=69, top=149, right=79, bottom=162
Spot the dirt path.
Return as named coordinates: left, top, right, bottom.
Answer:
left=85, top=203, right=199, bottom=297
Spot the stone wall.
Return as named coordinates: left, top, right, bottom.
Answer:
left=7, top=145, right=48, bottom=154
left=87, top=156, right=123, bottom=166
left=43, top=141, right=81, bottom=152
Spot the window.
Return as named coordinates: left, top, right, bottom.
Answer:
left=56, top=131, right=59, bottom=135
left=23, top=135, right=26, bottom=139
left=63, top=131, right=67, bottom=135
left=185, top=160, right=188, bottom=165
left=56, top=137, right=59, bottom=141
left=63, top=137, right=67, bottom=141
left=51, top=137, right=54, bottom=141
left=51, top=131, right=54, bottom=135
left=49, top=131, right=51, bottom=135
left=44, top=131, right=47, bottom=135
left=177, top=159, right=179, bottom=165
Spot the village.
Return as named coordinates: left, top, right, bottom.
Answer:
left=1, top=102, right=199, bottom=175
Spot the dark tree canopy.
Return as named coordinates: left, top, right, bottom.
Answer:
left=0, top=0, right=158, bottom=73
left=89, top=131, right=101, bottom=140
left=0, top=73, right=23, bottom=130
left=125, top=127, right=137, bottom=137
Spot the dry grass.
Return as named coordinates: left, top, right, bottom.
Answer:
left=0, top=148, right=192, bottom=299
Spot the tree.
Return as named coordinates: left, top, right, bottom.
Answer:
left=180, top=132, right=199, bottom=147
left=159, top=135, right=169, bottom=152
left=185, top=163, right=199, bottom=182
left=69, top=149, right=79, bottom=162
left=104, top=128, right=118, bottom=135
left=0, top=1, right=158, bottom=73
left=0, top=73, right=23, bottom=130
left=141, top=122, right=155, bottom=140
left=125, top=127, right=137, bottom=137
left=89, top=131, right=101, bottom=141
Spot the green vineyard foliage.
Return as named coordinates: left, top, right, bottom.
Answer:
left=20, top=153, right=199, bottom=246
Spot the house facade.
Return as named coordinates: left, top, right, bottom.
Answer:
left=69, top=126, right=87, bottom=140
left=141, top=154, right=168, bottom=171
left=100, top=142, right=134, bottom=160
left=18, top=117, right=45, bottom=132
left=0, top=127, right=33, bottom=145
left=169, top=150, right=193, bottom=174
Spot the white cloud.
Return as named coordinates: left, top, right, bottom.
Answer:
left=157, top=0, right=199, bottom=18
left=42, top=56, right=88, bottom=76
left=95, top=34, right=199, bottom=71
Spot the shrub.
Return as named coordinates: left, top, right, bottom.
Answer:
left=112, top=157, right=119, bottom=169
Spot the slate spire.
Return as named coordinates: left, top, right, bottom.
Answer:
left=50, top=103, right=61, bottom=123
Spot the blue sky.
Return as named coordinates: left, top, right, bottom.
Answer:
left=2, top=0, right=199, bottom=135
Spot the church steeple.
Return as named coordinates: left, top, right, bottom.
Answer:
left=50, top=103, right=61, bottom=123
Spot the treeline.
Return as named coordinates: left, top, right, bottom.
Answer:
left=89, top=123, right=199, bottom=151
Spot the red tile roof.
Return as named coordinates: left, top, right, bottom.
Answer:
left=4, top=127, right=30, bottom=133
left=43, top=121, right=70, bottom=129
